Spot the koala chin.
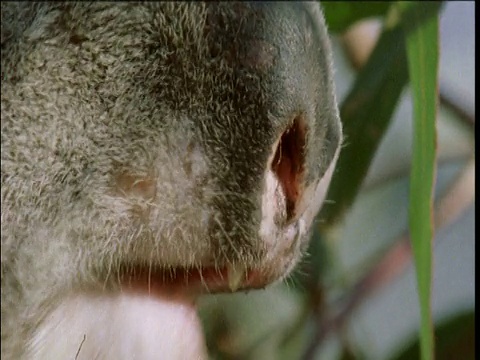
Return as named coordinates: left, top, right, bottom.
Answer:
left=1, top=2, right=342, bottom=359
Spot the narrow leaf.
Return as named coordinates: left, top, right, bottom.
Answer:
left=320, top=24, right=409, bottom=227
left=400, top=2, right=442, bottom=360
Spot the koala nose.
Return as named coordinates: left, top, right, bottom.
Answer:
left=271, top=116, right=306, bottom=222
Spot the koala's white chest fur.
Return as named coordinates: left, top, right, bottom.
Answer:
left=28, top=293, right=207, bottom=360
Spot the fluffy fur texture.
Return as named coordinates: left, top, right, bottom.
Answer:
left=1, top=2, right=342, bottom=359
left=28, top=292, right=207, bottom=359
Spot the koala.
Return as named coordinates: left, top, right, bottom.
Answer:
left=1, top=2, right=342, bottom=359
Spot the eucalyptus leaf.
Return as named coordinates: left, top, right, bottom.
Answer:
left=321, top=2, right=391, bottom=33
left=320, top=24, right=409, bottom=227
left=400, top=2, right=443, bottom=360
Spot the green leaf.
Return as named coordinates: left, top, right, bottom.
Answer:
left=321, top=2, right=391, bottom=33
left=400, top=2, right=442, bottom=360
left=320, top=24, right=409, bottom=227
left=388, top=310, right=475, bottom=360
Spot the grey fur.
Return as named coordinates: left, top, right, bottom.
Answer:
left=1, top=2, right=341, bottom=358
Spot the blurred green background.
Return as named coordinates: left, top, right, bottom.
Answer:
left=199, top=2, right=475, bottom=359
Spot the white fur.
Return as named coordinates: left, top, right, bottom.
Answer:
left=27, top=293, right=207, bottom=360
left=299, top=142, right=341, bottom=228
left=259, top=142, right=341, bottom=269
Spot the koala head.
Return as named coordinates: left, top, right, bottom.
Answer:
left=1, top=2, right=341, bottom=358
